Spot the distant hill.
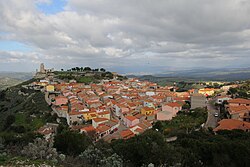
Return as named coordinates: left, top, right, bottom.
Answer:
left=0, top=77, right=23, bottom=90
left=0, top=72, right=34, bottom=90
left=127, top=67, right=250, bottom=83
left=155, top=67, right=250, bottom=81
left=0, top=72, right=34, bottom=80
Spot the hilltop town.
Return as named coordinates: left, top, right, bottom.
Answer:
left=28, top=64, right=250, bottom=142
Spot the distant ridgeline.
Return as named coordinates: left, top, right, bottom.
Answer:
left=0, top=77, right=23, bottom=90
left=0, top=71, right=33, bottom=90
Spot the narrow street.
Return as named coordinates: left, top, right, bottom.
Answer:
left=205, top=98, right=219, bottom=129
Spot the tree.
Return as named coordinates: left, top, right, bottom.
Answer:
left=3, top=115, right=15, bottom=130
left=105, top=72, right=114, bottom=79
left=0, top=90, right=6, bottom=100
left=153, top=121, right=164, bottom=133
left=111, top=130, right=172, bottom=166
left=21, top=138, right=58, bottom=160
left=75, top=67, right=80, bottom=72
left=227, top=87, right=237, bottom=95
left=102, top=153, right=123, bottom=167
left=79, top=146, right=104, bottom=166
left=79, top=146, right=123, bottom=167
left=54, top=130, right=91, bottom=156
left=0, top=137, right=5, bottom=153
left=84, top=67, right=91, bottom=71
left=182, top=103, right=191, bottom=110
left=100, top=68, right=106, bottom=72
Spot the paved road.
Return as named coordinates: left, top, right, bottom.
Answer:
left=205, top=98, right=219, bottom=129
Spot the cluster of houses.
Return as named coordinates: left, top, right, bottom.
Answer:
left=214, top=97, right=250, bottom=132
left=30, top=74, right=250, bottom=141
left=31, top=77, right=210, bottom=141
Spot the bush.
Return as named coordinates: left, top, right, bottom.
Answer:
left=3, top=115, right=15, bottom=130
left=21, top=138, right=58, bottom=161
left=79, top=146, right=104, bottom=166
left=54, top=130, right=91, bottom=156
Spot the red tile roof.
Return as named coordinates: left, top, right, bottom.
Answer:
left=134, top=128, right=143, bottom=133
left=134, top=113, right=144, bottom=119
left=165, top=102, right=182, bottom=108
left=68, top=111, right=85, bottom=116
left=96, top=124, right=110, bottom=133
left=120, top=129, right=135, bottom=139
left=228, top=98, right=250, bottom=104
left=81, top=125, right=96, bottom=132
left=214, top=119, right=250, bottom=132
left=228, top=105, right=250, bottom=114
left=97, top=111, right=110, bottom=115
left=125, top=115, right=138, bottom=122
left=93, top=118, right=109, bottom=123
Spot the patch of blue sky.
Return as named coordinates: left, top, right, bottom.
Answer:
left=0, top=41, right=33, bottom=52
left=0, top=32, right=9, bottom=35
left=36, top=0, right=67, bottom=14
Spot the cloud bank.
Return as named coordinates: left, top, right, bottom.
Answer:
left=0, top=0, right=250, bottom=73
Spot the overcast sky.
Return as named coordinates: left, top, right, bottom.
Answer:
left=0, top=0, right=250, bottom=74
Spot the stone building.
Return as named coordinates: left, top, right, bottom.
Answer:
left=191, top=93, right=206, bottom=109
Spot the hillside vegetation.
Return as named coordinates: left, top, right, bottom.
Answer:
left=227, top=80, right=250, bottom=98
left=0, top=79, right=56, bottom=145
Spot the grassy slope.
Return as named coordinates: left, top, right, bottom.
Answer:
left=0, top=79, right=53, bottom=132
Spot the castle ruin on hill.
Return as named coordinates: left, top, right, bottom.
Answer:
left=35, top=63, right=54, bottom=79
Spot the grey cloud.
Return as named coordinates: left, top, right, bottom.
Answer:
left=0, top=0, right=250, bottom=73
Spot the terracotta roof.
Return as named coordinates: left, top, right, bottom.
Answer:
left=70, top=125, right=85, bottom=131
left=173, top=97, right=190, bottom=101
left=97, top=111, right=110, bottom=115
left=96, top=124, right=110, bottom=133
left=136, top=121, right=152, bottom=130
left=165, top=102, right=182, bottom=108
left=228, top=105, right=250, bottom=114
left=134, top=113, right=144, bottom=119
left=228, top=98, right=250, bottom=104
left=127, top=102, right=137, bottom=108
left=214, top=119, right=250, bottom=132
left=125, top=115, right=138, bottom=122
left=104, top=119, right=119, bottom=127
left=120, top=129, right=135, bottom=139
left=68, top=111, right=85, bottom=116
left=134, top=128, right=143, bottom=133
left=81, top=125, right=96, bottom=132
left=151, top=95, right=166, bottom=99
left=93, top=118, right=109, bottom=123
left=217, top=96, right=231, bottom=99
